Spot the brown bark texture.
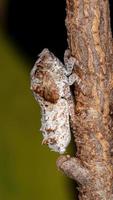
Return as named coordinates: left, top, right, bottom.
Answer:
left=57, top=0, right=113, bottom=199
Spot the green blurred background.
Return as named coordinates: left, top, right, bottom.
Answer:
left=0, top=0, right=77, bottom=199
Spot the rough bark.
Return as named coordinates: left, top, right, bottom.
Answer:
left=57, top=0, right=113, bottom=199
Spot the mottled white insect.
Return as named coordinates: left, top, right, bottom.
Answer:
left=30, top=49, right=73, bottom=154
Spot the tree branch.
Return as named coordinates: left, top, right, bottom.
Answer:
left=57, top=155, right=90, bottom=185
left=57, top=0, right=113, bottom=199
left=30, top=0, right=113, bottom=199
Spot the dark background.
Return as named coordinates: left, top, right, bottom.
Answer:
left=6, top=0, right=67, bottom=64
left=5, top=0, right=113, bottom=65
